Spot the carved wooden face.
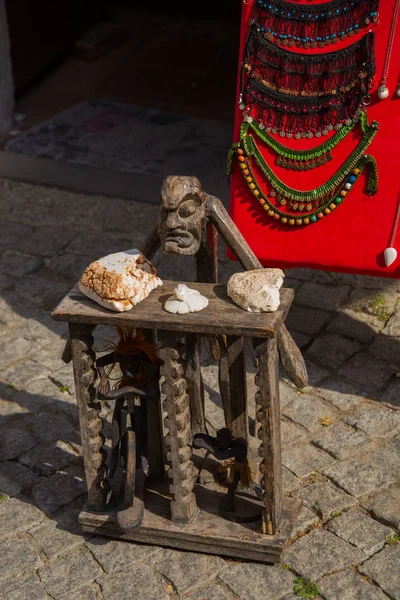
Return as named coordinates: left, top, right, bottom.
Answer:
left=159, top=176, right=205, bottom=256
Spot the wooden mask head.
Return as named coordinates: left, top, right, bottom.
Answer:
left=159, top=176, right=206, bottom=256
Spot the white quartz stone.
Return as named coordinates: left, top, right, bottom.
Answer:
left=79, top=249, right=162, bottom=312
left=164, top=284, right=209, bottom=314
left=384, top=247, right=397, bottom=267
left=227, top=268, right=284, bottom=313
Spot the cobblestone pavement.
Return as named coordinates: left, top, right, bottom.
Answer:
left=0, top=178, right=399, bottom=600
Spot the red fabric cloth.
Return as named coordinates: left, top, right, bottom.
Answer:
left=229, top=0, right=400, bottom=278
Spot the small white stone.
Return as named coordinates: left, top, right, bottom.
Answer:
left=384, top=247, right=397, bottom=267
left=345, top=183, right=352, bottom=190
left=227, top=269, right=284, bottom=313
left=164, top=285, right=208, bottom=314
left=378, top=86, right=389, bottom=100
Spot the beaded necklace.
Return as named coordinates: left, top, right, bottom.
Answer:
left=229, top=117, right=379, bottom=226
left=239, top=31, right=375, bottom=137
left=227, top=111, right=366, bottom=173
left=254, top=0, right=379, bottom=49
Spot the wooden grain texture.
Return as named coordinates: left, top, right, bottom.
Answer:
left=158, top=331, right=198, bottom=523
left=69, top=323, right=107, bottom=510
left=185, top=333, right=206, bottom=435
left=253, top=337, right=283, bottom=535
left=226, top=336, right=248, bottom=441
left=277, top=326, right=309, bottom=389
left=52, top=281, right=294, bottom=338
left=78, top=486, right=302, bottom=563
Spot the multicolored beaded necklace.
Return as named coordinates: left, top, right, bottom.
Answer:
left=239, top=30, right=375, bottom=137
left=254, top=0, right=379, bottom=48
left=228, top=117, right=379, bottom=226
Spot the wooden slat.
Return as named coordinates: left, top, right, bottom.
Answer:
left=52, top=281, right=294, bottom=339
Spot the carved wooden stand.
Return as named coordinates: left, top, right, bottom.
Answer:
left=52, top=280, right=301, bottom=563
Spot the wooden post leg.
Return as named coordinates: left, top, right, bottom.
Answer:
left=143, top=329, right=165, bottom=481
left=186, top=333, right=206, bottom=435
left=253, top=336, right=282, bottom=535
left=69, top=323, right=107, bottom=511
left=158, top=331, right=198, bottom=523
left=219, top=337, right=248, bottom=442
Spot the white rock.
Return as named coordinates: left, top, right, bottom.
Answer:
left=227, top=269, right=284, bottom=313
left=79, top=249, right=162, bottom=312
left=384, top=247, right=397, bottom=267
left=164, top=284, right=209, bottom=314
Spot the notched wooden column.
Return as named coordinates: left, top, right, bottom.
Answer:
left=69, top=323, right=107, bottom=510
left=158, top=331, right=198, bottom=523
left=253, top=336, right=282, bottom=535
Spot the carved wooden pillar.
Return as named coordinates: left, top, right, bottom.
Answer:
left=253, top=336, right=283, bottom=535
left=158, top=331, right=198, bottom=523
left=69, top=323, right=107, bottom=510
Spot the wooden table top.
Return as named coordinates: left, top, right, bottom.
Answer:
left=51, top=281, right=294, bottom=338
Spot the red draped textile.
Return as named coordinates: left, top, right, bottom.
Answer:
left=229, top=0, right=400, bottom=278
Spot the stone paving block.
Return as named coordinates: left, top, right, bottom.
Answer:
left=86, top=537, right=160, bottom=573
left=0, top=334, right=35, bottom=370
left=369, top=437, right=400, bottom=480
left=0, top=572, right=47, bottom=600
left=323, top=458, right=395, bottom=498
left=0, top=461, right=42, bottom=496
left=29, top=518, right=84, bottom=560
left=44, top=253, right=93, bottom=281
left=362, top=484, right=400, bottom=529
left=370, top=334, right=400, bottom=368
left=0, top=250, right=44, bottom=277
left=0, top=537, right=41, bottom=580
left=0, top=497, right=44, bottom=539
left=99, top=563, right=169, bottom=600
left=281, top=419, right=309, bottom=448
left=345, top=408, right=400, bottom=439
left=188, top=584, right=232, bottom=600
left=0, top=396, right=29, bottom=417
left=338, top=352, right=394, bottom=393
left=38, top=547, right=100, bottom=599
left=383, top=310, right=400, bottom=336
left=283, top=443, right=335, bottom=478
left=317, top=569, right=389, bottom=600
left=282, top=393, right=337, bottom=434
left=282, top=467, right=302, bottom=494
left=17, top=226, right=78, bottom=258
left=291, top=504, right=320, bottom=538
left=285, top=305, right=332, bottom=336
left=327, top=311, right=376, bottom=344
left=11, top=275, right=72, bottom=310
left=65, top=231, right=132, bottom=259
left=359, top=545, right=400, bottom=600
left=2, top=359, right=52, bottom=389
left=344, top=288, right=398, bottom=327
left=0, top=428, right=36, bottom=460
left=21, top=411, right=78, bottom=445
left=285, top=268, right=316, bottom=281
left=58, top=585, right=98, bottom=600
left=295, top=282, right=351, bottom=311
left=152, top=549, right=225, bottom=596
left=284, top=528, right=365, bottom=581
left=20, top=440, right=80, bottom=477
left=0, top=272, right=19, bottom=291
left=279, top=382, right=306, bottom=411
left=293, top=480, right=357, bottom=520
left=380, top=378, right=400, bottom=408
left=326, top=510, right=393, bottom=556
left=303, top=359, right=331, bottom=387
left=307, top=334, right=361, bottom=369
left=312, top=422, right=373, bottom=460
left=218, top=562, right=294, bottom=600
left=317, top=378, right=367, bottom=411
left=32, top=471, right=86, bottom=514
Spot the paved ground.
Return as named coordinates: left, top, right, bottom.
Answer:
left=0, top=177, right=399, bottom=600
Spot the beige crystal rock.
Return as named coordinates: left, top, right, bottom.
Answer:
left=79, top=249, right=162, bottom=312
left=227, top=269, right=284, bottom=313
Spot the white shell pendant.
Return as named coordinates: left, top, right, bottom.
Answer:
left=384, top=247, right=397, bottom=267
left=378, top=86, right=390, bottom=100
